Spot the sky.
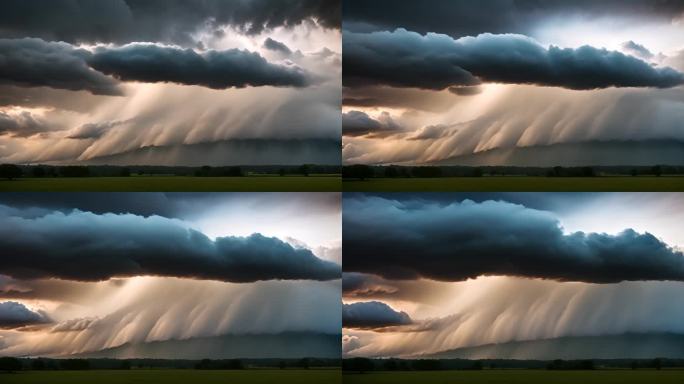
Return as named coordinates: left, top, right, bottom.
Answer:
left=0, top=0, right=341, bottom=166
left=0, top=193, right=342, bottom=358
left=342, top=193, right=684, bottom=359
left=342, top=0, right=684, bottom=166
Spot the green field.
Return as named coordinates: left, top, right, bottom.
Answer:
left=343, top=177, right=684, bottom=192
left=0, top=369, right=341, bottom=384
left=0, top=176, right=341, bottom=192
left=343, top=370, right=684, bottom=384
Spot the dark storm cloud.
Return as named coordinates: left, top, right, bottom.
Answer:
left=0, top=209, right=340, bottom=282
left=0, top=38, right=311, bottom=93
left=343, top=30, right=684, bottom=90
left=342, top=272, right=398, bottom=297
left=343, top=196, right=684, bottom=283
left=0, top=111, right=53, bottom=138
left=0, top=0, right=340, bottom=45
left=87, top=44, right=310, bottom=89
left=343, top=301, right=411, bottom=329
left=342, top=110, right=401, bottom=137
left=263, top=38, right=293, bottom=55
left=0, top=38, right=122, bottom=95
left=343, top=0, right=684, bottom=36
left=622, top=40, right=655, bottom=61
left=0, top=301, right=50, bottom=329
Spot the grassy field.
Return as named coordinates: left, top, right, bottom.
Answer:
left=343, top=176, right=684, bottom=192
left=0, top=369, right=341, bottom=384
left=343, top=370, right=684, bottom=384
left=0, top=176, right=341, bottom=192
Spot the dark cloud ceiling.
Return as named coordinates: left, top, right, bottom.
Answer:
left=343, top=196, right=684, bottom=283
left=342, top=301, right=412, bottom=329
left=343, top=30, right=684, bottom=90
left=0, top=0, right=341, bottom=45
left=0, top=208, right=340, bottom=282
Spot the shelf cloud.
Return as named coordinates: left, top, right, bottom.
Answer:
left=343, top=197, right=684, bottom=283
left=344, top=29, right=684, bottom=90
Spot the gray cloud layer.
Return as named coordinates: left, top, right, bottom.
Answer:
left=87, top=44, right=310, bottom=89
left=343, top=29, right=684, bottom=90
left=0, top=209, right=340, bottom=282
left=0, top=0, right=340, bottom=45
left=343, top=0, right=684, bottom=37
left=343, top=196, right=684, bottom=283
left=0, top=38, right=311, bottom=94
left=343, top=301, right=411, bottom=329
left=0, top=38, right=122, bottom=95
left=0, top=111, right=52, bottom=138
left=0, top=301, right=50, bottom=329
left=342, top=110, right=400, bottom=137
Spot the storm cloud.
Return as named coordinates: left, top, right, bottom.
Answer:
left=0, top=0, right=340, bottom=45
left=0, top=38, right=122, bottom=95
left=0, top=209, right=340, bottom=282
left=0, top=111, right=53, bottom=138
left=87, top=44, right=310, bottom=89
left=343, top=196, right=684, bottom=283
left=343, top=301, right=412, bottom=329
left=342, top=110, right=401, bottom=137
left=263, top=38, right=293, bottom=55
left=343, top=29, right=684, bottom=90
left=343, top=0, right=684, bottom=37
left=0, top=301, right=50, bottom=329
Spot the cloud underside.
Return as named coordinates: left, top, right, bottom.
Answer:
left=343, top=197, right=684, bottom=283
left=343, top=29, right=684, bottom=90
left=0, top=301, right=50, bottom=329
left=343, top=0, right=684, bottom=38
left=343, top=301, right=411, bottom=329
left=0, top=209, right=340, bottom=282
left=0, top=0, right=340, bottom=45
left=0, top=38, right=310, bottom=95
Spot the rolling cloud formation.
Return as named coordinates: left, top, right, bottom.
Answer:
left=343, top=197, right=684, bottom=283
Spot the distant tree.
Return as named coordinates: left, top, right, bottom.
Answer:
left=119, top=360, right=131, bottom=370
left=32, top=166, right=46, bottom=178
left=0, top=357, right=22, bottom=373
left=343, top=165, right=373, bottom=180
left=384, top=166, right=399, bottom=178
left=195, top=165, right=212, bottom=177
left=469, top=361, right=483, bottom=370
left=299, top=164, right=310, bottom=176
left=195, top=359, right=212, bottom=370
left=383, top=359, right=398, bottom=371
left=224, top=166, right=243, bottom=177
left=580, top=360, right=595, bottom=370
left=470, top=167, right=483, bottom=177
left=119, top=167, right=131, bottom=177
left=59, top=359, right=90, bottom=370
left=412, top=166, right=442, bottom=178
left=279, top=360, right=287, bottom=370
left=343, top=358, right=374, bottom=373
left=58, top=166, right=90, bottom=178
left=652, top=165, right=662, bottom=177
left=630, top=168, right=638, bottom=177
left=653, top=358, right=662, bottom=370
left=581, top=167, right=595, bottom=177
left=298, top=358, right=310, bottom=369
left=278, top=168, right=286, bottom=177
left=0, top=164, right=22, bottom=180
left=228, top=359, right=244, bottom=370
left=631, top=361, right=638, bottom=370
left=412, top=359, right=441, bottom=371
left=31, top=359, right=45, bottom=371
